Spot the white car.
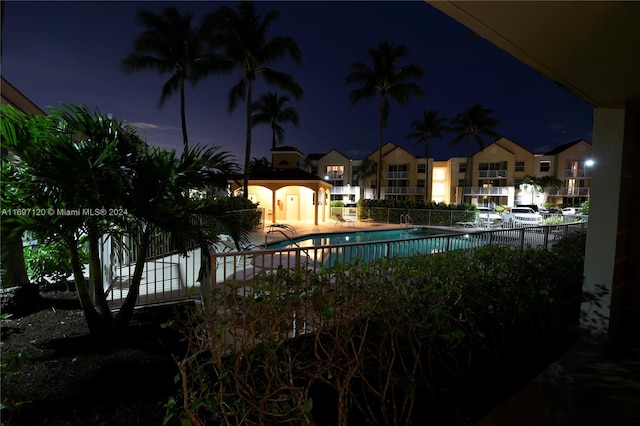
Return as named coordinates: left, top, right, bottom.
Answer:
left=562, top=207, right=578, bottom=215
left=502, top=207, right=543, bottom=228
left=477, top=207, right=502, bottom=224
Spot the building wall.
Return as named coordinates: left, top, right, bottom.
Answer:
left=311, top=138, right=592, bottom=207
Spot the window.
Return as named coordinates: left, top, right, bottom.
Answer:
left=370, top=180, right=377, bottom=189
left=458, top=179, right=465, bottom=187
left=325, top=165, right=344, bottom=179
left=459, top=163, right=467, bottom=173
left=310, top=165, right=318, bottom=175
left=515, top=161, right=525, bottom=172
left=417, top=163, right=426, bottom=173
left=417, top=179, right=425, bottom=188
left=540, top=161, right=551, bottom=172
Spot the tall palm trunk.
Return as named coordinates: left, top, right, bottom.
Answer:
left=271, top=125, right=277, bottom=150
left=377, top=95, right=385, bottom=200
left=243, top=78, right=254, bottom=199
left=423, top=134, right=430, bottom=202
left=464, top=135, right=473, bottom=193
left=180, top=79, right=188, bottom=154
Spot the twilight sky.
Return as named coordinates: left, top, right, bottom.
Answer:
left=2, top=1, right=593, bottom=163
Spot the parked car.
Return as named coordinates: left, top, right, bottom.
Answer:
left=477, top=206, right=502, bottom=224
left=562, top=207, right=578, bottom=215
left=501, top=207, right=544, bottom=228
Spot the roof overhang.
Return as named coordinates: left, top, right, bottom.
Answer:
left=426, top=1, right=640, bottom=107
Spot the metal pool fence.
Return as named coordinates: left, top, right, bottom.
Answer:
left=206, top=222, right=587, bottom=308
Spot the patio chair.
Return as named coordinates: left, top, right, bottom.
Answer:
left=334, top=214, right=354, bottom=227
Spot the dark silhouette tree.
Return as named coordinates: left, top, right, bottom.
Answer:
left=346, top=40, right=424, bottom=199
left=252, top=91, right=299, bottom=149
left=201, top=1, right=303, bottom=198
left=448, top=104, right=500, bottom=190
left=406, top=109, right=448, bottom=201
left=353, top=157, right=378, bottom=201
left=123, top=7, right=230, bottom=153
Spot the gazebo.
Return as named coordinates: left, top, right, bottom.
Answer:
left=230, top=146, right=333, bottom=226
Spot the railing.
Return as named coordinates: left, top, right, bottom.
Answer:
left=383, top=186, right=422, bottom=195
left=478, top=169, right=508, bottom=178
left=548, top=187, right=591, bottom=196
left=360, top=207, right=478, bottom=226
left=564, top=169, right=591, bottom=178
left=103, top=208, right=262, bottom=307
left=463, top=186, right=511, bottom=196
left=400, top=213, right=413, bottom=228
left=207, top=222, right=587, bottom=316
left=384, top=171, right=409, bottom=179
left=330, top=186, right=359, bottom=195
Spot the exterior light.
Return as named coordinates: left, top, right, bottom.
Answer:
left=585, top=159, right=595, bottom=167
left=324, top=175, right=329, bottom=180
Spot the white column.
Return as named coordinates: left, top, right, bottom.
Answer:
left=582, top=106, right=628, bottom=342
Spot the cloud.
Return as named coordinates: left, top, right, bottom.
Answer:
left=129, top=122, right=177, bottom=131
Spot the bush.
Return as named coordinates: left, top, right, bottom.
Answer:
left=23, top=235, right=87, bottom=288
left=170, top=236, right=586, bottom=425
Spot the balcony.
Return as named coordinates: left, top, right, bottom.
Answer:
left=549, top=187, right=591, bottom=196
left=384, top=186, right=422, bottom=195
left=463, top=186, right=511, bottom=196
left=330, top=186, right=359, bottom=195
left=564, top=169, right=591, bottom=178
left=384, top=171, right=410, bottom=179
left=478, top=169, right=508, bottom=178
left=325, top=172, right=343, bottom=180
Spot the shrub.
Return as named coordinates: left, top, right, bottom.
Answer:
left=170, top=236, right=586, bottom=425
left=23, top=234, right=87, bottom=288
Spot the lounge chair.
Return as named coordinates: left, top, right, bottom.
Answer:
left=334, top=214, right=354, bottom=227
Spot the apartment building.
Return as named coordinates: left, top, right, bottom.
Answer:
left=307, top=136, right=592, bottom=208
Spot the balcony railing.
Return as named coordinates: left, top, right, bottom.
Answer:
left=330, top=186, right=359, bottom=195
left=463, top=186, right=511, bottom=196
left=384, top=171, right=409, bottom=179
left=548, top=187, right=591, bottom=196
left=325, top=172, right=343, bottom=180
left=383, top=186, right=422, bottom=195
left=564, top=169, right=591, bottom=178
left=478, top=169, right=508, bottom=178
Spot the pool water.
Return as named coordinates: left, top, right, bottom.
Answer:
left=267, top=227, right=452, bottom=249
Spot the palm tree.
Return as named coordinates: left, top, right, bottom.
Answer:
left=521, top=174, right=563, bottom=205
left=406, top=110, right=448, bottom=201
left=353, top=157, right=378, bottom=201
left=123, top=7, right=230, bottom=153
left=200, top=1, right=303, bottom=198
left=248, top=156, right=271, bottom=172
left=346, top=40, right=424, bottom=200
left=448, top=104, right=500, bottom=190
left=252, top=91, right=299, bottom=149
left=1, top=104, right=241, bottom=339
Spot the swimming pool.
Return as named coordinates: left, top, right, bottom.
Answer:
left=267, top=227, right=452, bottom=249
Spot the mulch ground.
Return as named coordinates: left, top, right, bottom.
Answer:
left=1, top=291, right=189, bottom=426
